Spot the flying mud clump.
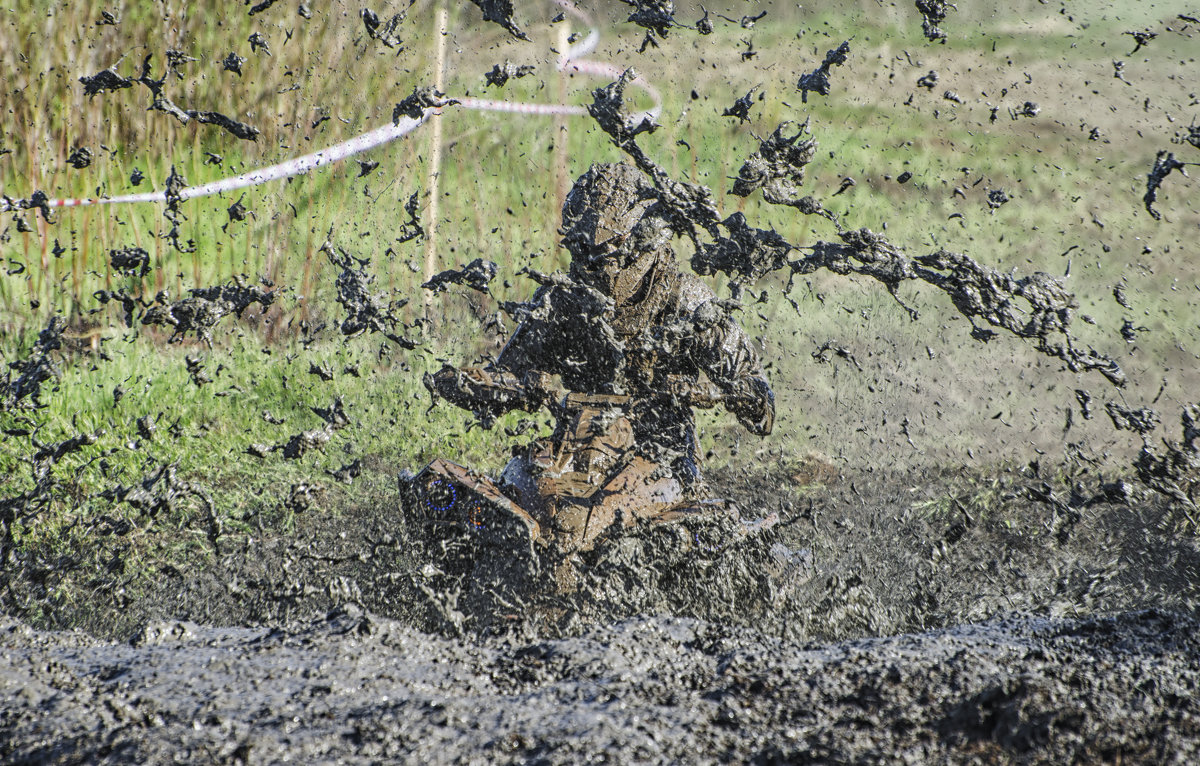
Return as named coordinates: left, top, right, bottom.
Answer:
left=67, top=147, right=93, bottom=169
left=730, top=120, right=818, bottom=210
left=585, top=73, right=1125, bottom=388
left=620, top=0, right=678, bottom=50
left=0, top=190, right=53, bottom=224
left=468, top=0, right=528, bottom=40
left=915, top=0, right=956, bottom=42
left=797, top=41, right=851, bottom=103
left=138, top=279, right=277, bottom=346
left=361, top=7, right=408, bottom=49
left=394, top=191, right=425, bottom=244
left=101, top=54, right=263, bottom=141
left=0, top=426, right=97, bottom=568
left=1124, top=28, right=1157, bottom=54
left=0, top=317, right=65, bottom=412
left=422, top=258, right=498, bottom=295
left=249, top=427, right=330, bottom=461
left=1128, top=404, right=1200, bottom=511
left=162, top=166, right=194, bottom=253
left=322, top=237, right=418, bottom=348
left=79, top=67, right=134, bottom=96
left=109, top=246, right=150, bottom=279
left=96, top=462, right=219, bottom=549
left=247, top=32, right=270, bottom=55
left=1106, top=401, right=1161, bottom=436
left=247, top=0, right=283, bottom=16
left=1181, top=122, right=1200, bottom=151
left=485, top=61, right=534, bottom=88
left=392, top=86, right=458, bottom=123
left=221, top=52, right=246, bottom=76
left=224, top=195, right=250, bottom=231
left=721, top=86, right=760, bottom=124
left=1143, top=150, right=1191, bottom=221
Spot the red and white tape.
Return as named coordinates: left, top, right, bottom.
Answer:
left=9, top=1, right=659, bottom=213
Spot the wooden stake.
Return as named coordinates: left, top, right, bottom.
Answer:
left=424, top=3, right=449, bottom=311
left=554, top=19, right=571, bottom=218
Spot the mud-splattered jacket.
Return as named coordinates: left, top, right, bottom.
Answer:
left=433, top=261, right=774, bottom=478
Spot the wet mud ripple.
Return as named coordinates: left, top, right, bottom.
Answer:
left=2, top=606, right=1197, bottom=764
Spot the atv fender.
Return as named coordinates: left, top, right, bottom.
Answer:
left=401, top=458, right=544, bottom=556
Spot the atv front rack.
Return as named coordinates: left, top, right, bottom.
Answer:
left=400, top=458, right=544, bottom=566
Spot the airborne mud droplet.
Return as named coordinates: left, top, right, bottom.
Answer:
left=797, top=40, right=850, bottom=103
left=915, top=0, right=956, bottom=42
left=1144, top=150, right=1190, bottom=220
left=484, top=61, right=535, bottom=88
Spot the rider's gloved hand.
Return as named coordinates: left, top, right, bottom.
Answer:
left=426, top=364, right=465, bottom=403
left=727, top=376, right=775, bottom=435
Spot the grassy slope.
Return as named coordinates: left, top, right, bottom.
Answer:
left=1, top=1, right=1197, bottom=616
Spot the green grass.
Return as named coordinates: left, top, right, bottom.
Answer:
left=2, top=0, right=1199, bottom=613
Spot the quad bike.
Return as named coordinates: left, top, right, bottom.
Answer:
left=398, top=376, right=779, bottom=614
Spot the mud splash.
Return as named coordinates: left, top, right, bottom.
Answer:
left=2, top=3, right=1199, bottom=761
left=5, top=454, right=1199, bottom=761
left=587, top=71, right=1127, bottom=388
left=322, top=235, right=418, bottom=348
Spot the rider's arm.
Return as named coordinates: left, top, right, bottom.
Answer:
left=689, top=300, right=775, bottom=436
left=426, top=288, right=556, bottom=422
left=426, top=365, right=551, bottom=423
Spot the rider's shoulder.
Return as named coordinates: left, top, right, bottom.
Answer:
left=526, top=282, right=576, bottom=311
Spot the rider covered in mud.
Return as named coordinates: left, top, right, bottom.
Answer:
left=429, top=162, right=773, bottom=550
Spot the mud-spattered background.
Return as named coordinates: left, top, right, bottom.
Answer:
left=2, top=1, right=1199, bottom=763
left=3, top=467, right=1200, bottom=763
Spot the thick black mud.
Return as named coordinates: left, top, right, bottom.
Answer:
left=3, top=465, right=1199, bottom=763
left=3, top=606, right=1197, bottom=764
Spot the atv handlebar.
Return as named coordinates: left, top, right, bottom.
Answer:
left=430, top=364, right=752, bottom=416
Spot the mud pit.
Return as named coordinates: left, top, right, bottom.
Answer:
left=3, top=0, right=1200, bottom=762
left=4, top=464, right=1200, bottom=762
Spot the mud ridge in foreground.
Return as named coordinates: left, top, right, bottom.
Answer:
left=2, top=606, right=1197, bottom=764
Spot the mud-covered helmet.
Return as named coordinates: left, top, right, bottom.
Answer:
left=561, top=163, right=674, bottom=304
